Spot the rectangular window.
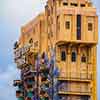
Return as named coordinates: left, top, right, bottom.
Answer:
left=81, top=4, right=85, bottom=7
left=88, top=23, right=92, bottom=31
left=29, top=38, right=33, bottom=44
left=63, top=2, right=68, bottom=6
left=81, top=56, right=86, bottom=63
left=61, top=51, right=66, bottom=61
left=72, top=52, right=76, bottom=62
left=77, top=15, right=81, bottom=40
left=81, top=96, right=89, bottom=100
left=65, top=21, right=70, bottom=29
left=71, top=3, right=78, bottom=7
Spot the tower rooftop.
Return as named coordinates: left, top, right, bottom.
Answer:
left=46, top=0, right=93, bottom=8
left=47, top=0, right=92, bottom=3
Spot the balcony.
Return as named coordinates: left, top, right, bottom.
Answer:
left=58, top=82, right=91, bottom=96
left=58, top=95, right=90, bottom=100
left=56, top=6, right=98, bottom=45
left=58, top=91, right=91, bottom=96
left=58, top=72, right=92, bottom=82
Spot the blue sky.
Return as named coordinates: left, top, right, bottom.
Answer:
left=0, top=0, right=99, bottom=100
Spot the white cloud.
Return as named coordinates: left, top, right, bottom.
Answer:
left=0, top=64, right=20, bottom=100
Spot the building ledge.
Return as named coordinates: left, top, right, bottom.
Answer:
left=57, top=6, right=96, bottom=16
left=58, top=91, right=91, bottom=96
left=56, top=40, right=97, bottom=47
left=57, top=77, right=92, bottom=82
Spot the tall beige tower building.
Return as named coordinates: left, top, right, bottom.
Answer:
left=14, top=0, right=98, bottom=100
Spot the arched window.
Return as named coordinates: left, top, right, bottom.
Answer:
left=81, top=54, right=87, bottom=63
left=29, top=38, right=33, bottom=44
left=61, top=50, right=66, bottom=61
left=71, top=51, right=77, bottom=62
left=41, top=52, right=45, bottom=59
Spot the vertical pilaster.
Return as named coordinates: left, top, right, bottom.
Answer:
left=67, top=46, right=71, bottom=79
left=92, top=46, right=97, bottom=100
left=60, top=14, right=64, bottom=40
left=87, top=47, right=92, bottom=80
left=77, top=46, right=81, bottom=79
left=72, top=15, right=76, bottom=40
left=94, top=16, right=98, bottom=42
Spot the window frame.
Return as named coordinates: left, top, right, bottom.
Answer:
left=29, top=38, right=33, bottom=44
left=57, top=16, right=60, bottom=32
left=88, top=23, right=93, bottom=31
left=71, top=3, right=78, bottom=7
left=65, top=21, right=70, bottom=29
left=71, top=51, right=77, bottom=62
left=80, top=4, right=85, bottom=7
left=63, top=2, right=68, bottom=6
left=61, top=50, right=66, bottom=61
left=81, top=54, right=87, bottom=63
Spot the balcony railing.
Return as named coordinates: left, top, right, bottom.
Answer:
left=58, top=82, right=91, bottom=96
left=58, top=95, right=90, bottom=100
left=58, top=91, right=91, bottom=96
left=58, top=72, right=92, bottom=82
left=58, top=89, right=91, bottom=94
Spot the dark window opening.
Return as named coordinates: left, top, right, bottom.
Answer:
left=88, top=23, right=93, bottom=31
left=81, top=4, right=85, bottom=7
left=41, top=52, right=45, bottom=59
left=16, top=90, right=21, bottom=94
left=72, top=52, right=76, bottom=62
left=29, top=38, right=33, bottom=44
left=81, top=96, right=89, bottom=100
left=61, top=51, right=66, bottom=61
left=14, top=41, right=19, bottom=49
left=77, top=15, right=81, bottom=40
left=81, top=55, right=86, bottom=63
left=27, top=97, right=32, bottom=100
left=65, top=21, right=70, bottom=29
left=71, top=3, right=78, bottom=7
left=57, top=16, right=60, bottom=32
left=63, top=2, right=68, bottom=6
left=27, top=85, right=32, bottom=88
